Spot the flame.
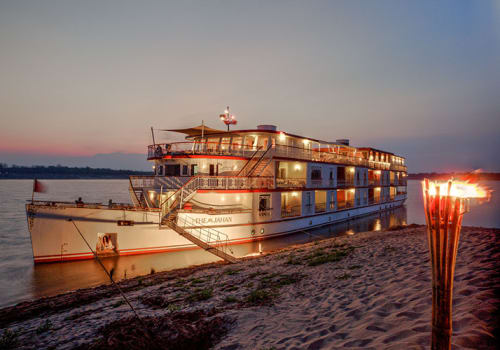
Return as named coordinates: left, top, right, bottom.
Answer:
left=425, top=179, right=491, bottom=199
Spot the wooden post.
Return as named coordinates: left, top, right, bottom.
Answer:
left=423, top=179, right=466, bottom=350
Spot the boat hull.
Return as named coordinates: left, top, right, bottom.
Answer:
left=26, top=198, right=406, bottom=263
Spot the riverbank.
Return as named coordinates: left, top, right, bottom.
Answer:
left=0, top=225, right=498, bottom=349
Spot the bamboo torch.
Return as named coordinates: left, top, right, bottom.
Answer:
left=422, top=178, right=490, bottom=350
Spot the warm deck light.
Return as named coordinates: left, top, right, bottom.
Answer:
left=294, top=163, right=301, bottom=171
left=148, top=191, right=156, bottom=201
left=219, top=106, right=237, bottom=131
left=422, top=178, right=491, bottom=350
left=292, top=192, right=298, bottom=197
left=279, top=132, right=286, bottom=142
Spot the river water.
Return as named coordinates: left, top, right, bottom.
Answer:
left=0, top=179, right=498, bottom=308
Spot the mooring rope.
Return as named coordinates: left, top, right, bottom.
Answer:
left=68, top=219, right=147, bottom=328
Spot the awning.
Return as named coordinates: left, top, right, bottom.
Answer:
left=162, top=125, right=226, bottom=137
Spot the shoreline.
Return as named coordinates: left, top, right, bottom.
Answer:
left=0, top=225, right=498, bottom=349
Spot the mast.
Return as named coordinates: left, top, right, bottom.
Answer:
left=150, top=127, right=156, bottom=146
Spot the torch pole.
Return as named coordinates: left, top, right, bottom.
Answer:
left=423, top=179, right=466, bottom=350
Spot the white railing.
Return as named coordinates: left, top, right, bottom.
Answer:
left=176, top=214, right=232, bottom=256
left=130, top=175, right=188, bottom=190
left=28, top=200, right=148, bottom=211
left=147, top=142, right=406, bottom=172
left=276, top=178, right=306, bottom=188
left=148, top=142, right=260, bottom=159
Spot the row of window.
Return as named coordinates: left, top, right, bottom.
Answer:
left=274, top=188, right=404, bottom=218
left=156, top=163, right=220, bottom=176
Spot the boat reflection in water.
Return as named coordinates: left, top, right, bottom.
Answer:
left=31, top=206, right=406, bottom=299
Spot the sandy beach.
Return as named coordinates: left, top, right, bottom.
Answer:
left=0, top=225, right=498, bottom=349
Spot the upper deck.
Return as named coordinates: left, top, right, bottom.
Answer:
left=147, top=127, right=407, bottom=172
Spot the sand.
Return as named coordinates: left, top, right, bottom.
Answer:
left=0, top=225, right=498, bottom=349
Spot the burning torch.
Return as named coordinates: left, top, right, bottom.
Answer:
left=422, top=178, right=490, bottom=350
left=219, top=106, right=237, bottom=131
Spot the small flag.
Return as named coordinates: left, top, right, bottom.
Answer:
left=33, top=179, right=47, bottom=193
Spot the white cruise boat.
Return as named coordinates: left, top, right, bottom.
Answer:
left=26, top=117, right=407, bottom=263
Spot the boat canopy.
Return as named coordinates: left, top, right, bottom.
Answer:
left=162, top=125, right=226, bottom=137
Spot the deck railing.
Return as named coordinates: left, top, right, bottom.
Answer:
left=131, top=175, right=274, bottom=191
left=276, top=178, right=307, bottom=188
left=148, top=142, right=260, bottom=159
left=147, top=142, right=407, bottom=172
left=315, top=203, right=326, bottom=213
left=130, top=175, right=189, bottom=190
left=27, top=200, right=148, bottom=211
left=337, top=179, right=355, bottom=188
left=281, top=205, right=301, bottom=218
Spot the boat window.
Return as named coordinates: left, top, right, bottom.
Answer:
left=304, top=192, right=312, bottom=214
left=207, top=138, right=219, bottom=153
left=281, top=192, right=301, bottom=218
left=329, top=191, right=336, bottom=210
left=315, top=190, right=326, bottom=213
left=258, top=194, right=271, bottom=211
left=191, top=164, right=198, bottom=175
left=258, top=136, right=269, bottom=150
left=337, top=189, right=346, bottom=209
left=245, top=135, right=256, bottom=150
left=220, top=137, right=231, bottom=153
left=346, top=189, right=355, bottom=208
left=182, top=165, right=188, bottom=176
left=158, top=165, right=163, bottom=176
left=311, top=167, right=322, bottom=180
left=165, top=164, right=180, bottom=176
left=196, top=138, right=207, bottom=153
left=231, top=136, right=243, bottom=150
left=276, top=161, right=306, bottom=188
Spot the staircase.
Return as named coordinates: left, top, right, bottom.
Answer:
left=129, top=176, right=188, bottom=208
left=236, top=146, right=262, bottom=176
left=158, top=176, right=237, bottom=263
left=165, top=214, right=237, bottom=263
left=246, top=144, right=273, bottom=177
left=129, top=178, right=144, bottom=207
left=237, top=144, right=273, bottom=177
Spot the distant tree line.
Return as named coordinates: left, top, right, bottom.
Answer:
left=408, top=172, right=500, bottom=181
left=0, top=164, right=152, bottom=179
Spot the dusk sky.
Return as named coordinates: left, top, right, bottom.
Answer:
left=1, top=0, right=499, bottom=172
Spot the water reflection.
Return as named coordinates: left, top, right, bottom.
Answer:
left=30, top=206, right=407, bottom=300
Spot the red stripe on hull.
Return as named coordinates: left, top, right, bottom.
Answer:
left=33, top=237, right=262, bottom=263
